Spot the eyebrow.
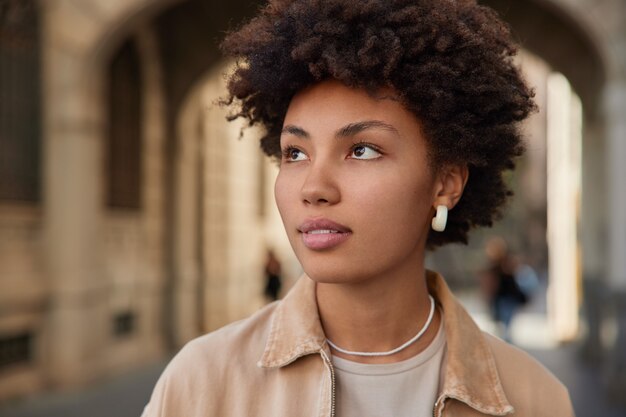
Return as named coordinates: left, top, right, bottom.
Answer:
left=281, top=120, right=400, bottom=140
left=337, top=120, right=400, bottom=138
left=281, top=125, right=310, bottom=139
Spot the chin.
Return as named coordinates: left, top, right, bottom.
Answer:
left=298, top=255, right=376, bottom=285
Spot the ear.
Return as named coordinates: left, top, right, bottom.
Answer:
left=432, top=164, right=469, bottom=210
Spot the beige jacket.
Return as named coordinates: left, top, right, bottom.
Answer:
left=141, top=271, right=574, bottom=417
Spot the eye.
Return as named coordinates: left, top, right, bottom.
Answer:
left=282, top=146, right=308, bottom=162
left=349, top=143, right=382, bottom=160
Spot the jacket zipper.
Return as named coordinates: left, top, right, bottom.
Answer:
left=433, top=395, right=445, bottom=417
left=320, top=350, right=336, bottom=417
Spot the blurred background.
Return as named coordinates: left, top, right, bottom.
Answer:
left=0, top=0, right=625, bottom=416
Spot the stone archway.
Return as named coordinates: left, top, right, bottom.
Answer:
left=480, top=0, right=607, bottom=252
left=149, top=0, right=263, bottom=348
left=40, top=0, right=265, bottom=389
left=480, top=0, right=608, bottom=340
left=90, top=0, right=276, bottom=351
left=482, top=0, right=609, bottom=281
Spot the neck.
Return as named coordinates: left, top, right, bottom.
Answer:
left=316, top=262, right=440, bottom=364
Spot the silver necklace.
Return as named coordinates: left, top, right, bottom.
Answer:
left=326, top=295, right=436, bottom=357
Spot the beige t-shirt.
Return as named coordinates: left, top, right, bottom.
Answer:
left=331, top=318, right=446, bottom=417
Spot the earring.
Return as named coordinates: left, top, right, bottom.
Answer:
left=431, top=205, right=448, bottom=232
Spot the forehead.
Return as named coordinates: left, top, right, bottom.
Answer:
left=284, top=80, right=421, bottom=135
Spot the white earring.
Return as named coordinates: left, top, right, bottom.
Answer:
left=431, top=205, right=448, bottom=232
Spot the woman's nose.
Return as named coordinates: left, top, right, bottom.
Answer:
left=300, top=160, right=340, bottom=206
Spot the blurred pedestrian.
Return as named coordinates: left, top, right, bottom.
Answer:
left=482, top=237, right=529, bottom=342
left=513, top=255, right=540, bottom=299
left=263, top=249, right=282, bottom=302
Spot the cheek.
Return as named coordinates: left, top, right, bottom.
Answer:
left=274, top=171, right=297, bottom=221
left=354, top=174, right=433, bottom=235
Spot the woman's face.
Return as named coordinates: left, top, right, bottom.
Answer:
left=275, top=80, right=439, bottom=284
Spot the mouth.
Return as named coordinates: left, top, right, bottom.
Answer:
left=298, top=218, right=352, bottom=250
left=306, top=229, right=343, bottom=235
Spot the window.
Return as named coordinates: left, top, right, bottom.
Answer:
left=0, top=332, right=33, bottom=369
left=0, top=1, right=41, bottom=202
left=107, top=39, right=142, bottom=209
left=113, top=311, right=136, bottom=338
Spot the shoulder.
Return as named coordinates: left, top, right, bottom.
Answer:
left=169, top=301, right=278, bottom=376
left=141, top=302, right=279, bottom=417
left=483, top=333, right=574, bottom=416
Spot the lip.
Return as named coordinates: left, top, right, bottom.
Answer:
left=298, top=218, right=352, bottom=250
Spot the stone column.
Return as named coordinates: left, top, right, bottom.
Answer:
left=605, top=80, right=626, bottom=401
left=41, top=0, right=114, bottom=387
left=42, top=54, right=106, bottom=388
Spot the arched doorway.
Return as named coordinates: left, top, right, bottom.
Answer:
left=97, top=0, right=273, bottom=352
left=39, top=0, right=267, bottom=390
left=480, top=0, right=607, bottom=347
left=478, top=0, right=608, bottom=309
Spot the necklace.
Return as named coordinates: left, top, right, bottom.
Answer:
left=326, top=295, right=436, bottom=357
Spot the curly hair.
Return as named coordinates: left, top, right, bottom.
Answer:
left=220, top=0, right=536, bottom=248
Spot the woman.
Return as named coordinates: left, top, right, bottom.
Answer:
left=142, top=1, right=574, bottom=416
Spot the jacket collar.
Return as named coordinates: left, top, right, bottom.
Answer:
left=257, top=273, right=327, bottom=368
left=258, top=270, right=514, bottom=416
left=426, top=271, right=514, bottom=416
